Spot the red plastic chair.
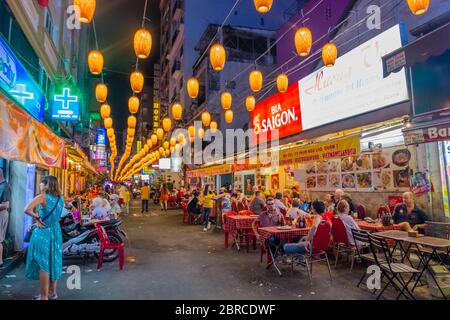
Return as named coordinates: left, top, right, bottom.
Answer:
left=181, top=202, right=188, bottom=224
left=296, top=221, right=333, bottom=284
left=95, top=223, right=124, bottom=271
left=357, top=204, right=366, bottom=220
left=331, top=217, right=357, bottom=270
left=279, top=208, right=287, bottom=219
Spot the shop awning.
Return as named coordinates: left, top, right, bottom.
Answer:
left=383, top=22, right=450, bottom=78
left=65, top=141, right=98, bottom=175
left=0, top=92, right=66, bottom=168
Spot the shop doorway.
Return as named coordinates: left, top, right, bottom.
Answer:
left=218, top=174, right=232, bottom=192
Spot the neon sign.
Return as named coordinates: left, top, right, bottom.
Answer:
left=0, top=34, right=45, bottom=122
left=51, top=87, right=80, bottom=121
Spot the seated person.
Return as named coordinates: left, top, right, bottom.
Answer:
left=393, top=192, right=429, bottom=233
left=274, top=192, right=287, bottom=212
left=249, top=191, right=266, bottom=215
left=252, top=197, right=285, bottom=258
left=283, top=200, right=330, bottom=255
left=299, top=193, right=311, bottom=213
left=288, top=200, right=309, bottom=226
left=91, top=197, right=110, bottom=222
left=109, top=194, right=121, bottom=220
left=335, top=200, right=362, bottom=247
left=187, top=191, right=202, bottom=223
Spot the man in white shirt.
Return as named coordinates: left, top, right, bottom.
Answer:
left=274, top=192, right=287, bottom=212
left=336, top=200, right=361, bottom=246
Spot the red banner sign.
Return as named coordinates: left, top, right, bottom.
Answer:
left=404, top=123, right=450, bottom=145
left=251, top=83, right=302, bottom=144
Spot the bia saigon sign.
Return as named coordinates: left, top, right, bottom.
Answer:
left=0, top=35, right=45, bottom=122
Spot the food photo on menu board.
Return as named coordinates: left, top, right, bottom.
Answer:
left=303, top=146, right=415, bottom=192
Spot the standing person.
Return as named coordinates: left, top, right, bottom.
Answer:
left=202, top=185, right=215, bottom=232
left=118, top=183, right=127, bottom=208
left=0, top=168, right=11, bottom=268
left=140, top=183, right=150, bottom=214
left=123, top=187, right=131, bottom=214
left=24, top=176, right=64, bottom=300
left=159, top=184, right=169, bottom=212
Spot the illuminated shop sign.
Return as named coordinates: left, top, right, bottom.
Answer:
left=51, top=87, right=80, bottom=121
left=0, top=35, right=45, bottom=122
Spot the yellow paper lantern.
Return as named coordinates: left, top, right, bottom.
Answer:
left=163, top=141, right=170, bottom=150
left=210, top=121, right=218, bottom=134
left=96, top=83, right=108, bottom=103
left=74, top=0, right=96, bottom=23
left=187, top=77, right=199, bottom=99
left=295, top=27, right=313, bottom=57
left=159, top=147, right=164, bottom=154
left=144, top=144, right=149, bottom=153
left=209, top=43, right=226, bottom=71
left=249, top=70, right=263, bottom=93
left=156, top=128, right=164, bottom=140
left=246, top=96, right=256, bottom=112
left=104, top=117, right=113, bottom=129
left=322, top=42, right=338, bottom=67
left=159, top=150, right=165, bottom=157
left=221, top=92, right=232, bottom=110
left=127, top=128, right=135, bottom=137
left=100, top=104, right=111, bottom=119
left=128, top=116, right=137, bottom=129
left=107, top=128, right=114, bottom=137
left=128, top=97, right=140, bottom=114
left=130, top=71, right=144, bottom=93
left=188, top=126, right=195, bottom=139
left=88, top=50, right=103, bottom=75
left=151, top=134, right=158, bottom=145
left=407, top=0, right=430, bottom=15
left=177, top=133, right=185, bottom=143
left=165, top=149, right=171, bottom=157
left=253, top=0, right=273, bottom=13
left=134, top=28, right=152, bottom=59
left=170, top=138, right=177, bottom=147
left=172, top=103, right=183, bottom=121
left=162, top=117, right=172, bottom=132
left=201, top=112, right=211, bottom=127
left=225, top=109, right=233, bottom=124
left=276, top=74, right=289, bottom=93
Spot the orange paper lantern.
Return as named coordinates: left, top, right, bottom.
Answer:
left=104, top=117, right=113, bottom=129
left=209, top=43, right=226, bottom=71
left=128, top=96, right=140, bottom=114
left=210, top=121, right=218, bottom=134
left=156, top=128, right=164, bottom=140
left=128, top=116, right=137, bottom=129
left=322, top=42, right=338, bottom=67
left=151, top=134, right=158, bottom=145
left=134, top=28, right=152, bottom=59
left=172, top=103, right=183, bottom=121
left=295, top=27, right=313, bottom=57
left=130, top=71, right=144, bottom=93
left=88, top=50, right=103, bottom=75
left=249, top=70, right=263, bottom=93
left=221, top=92, right=232, bottom=110
left=187, top=77, right=199, bottom=99
left=100, top=104, right=111, bottom=119
left=162, top=117, right=172, bottom=132
left=407, top=0, right=430, bottom=15
left=246, top=96, right=256, bottom=112
left=225, top=109, right=233, bottom=124
left=253, top=0, right=273, bottom=13
left=201, top=112, right=211, bottom=127
left=276, top=74, right=289, bottom=93
left=74, top=0, right=96, bottom=23
left=96, top=83, right=108, bottom=102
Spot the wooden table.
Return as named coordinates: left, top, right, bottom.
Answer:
left=224, top=215, right=256, bottom=249
left=258, top=226, right=310, bottom=276
left=375, top=230, right=450, bottom=299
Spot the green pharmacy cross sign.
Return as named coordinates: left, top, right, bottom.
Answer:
left=51, top=87, right=80, bottom=121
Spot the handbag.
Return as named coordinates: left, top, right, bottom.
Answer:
left=24, top=196, right=60, bottom=243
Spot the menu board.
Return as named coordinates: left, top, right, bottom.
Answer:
left=302, top=146, right=415, bottom=192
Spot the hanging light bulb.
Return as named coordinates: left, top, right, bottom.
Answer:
left=209, top=43, right=226, bottom=71
left=221, top=92, right=232, bottom=110
left=294, top=26, right=313, bottom=57
left=246, top=96, right=256, bottom=112
left=134, top=28, right=152, bottom=59
left=127, top=116, right=137, bottom=129
left=130, top=71, right=144, bottom=93
left=406, top=0, right=430, bottom=15
left=322, top=42, right=338, bottom=67
left=249, top=69, right=263, bottom=93
left=201, top=112, right=211, bottom=127
left=96, top=83, right=108, bottom=103
left=73, top=0, right=96, bottom=23
left=276, top=74, right=289, bottom=93
left=225, top=109, right=234, bottom=124
left=128, top=96, right=140, bottom=114
left=162, top=117, right=172, bottom=132
left=187, top=77, right=199, bottom=99
left=172, top=103, right=183, bottom=121
left=210, top=121, right=218, bottom=134
left=88, top=50, right=103, bottom=75
left=253, top=0, right=273, bottom=13
left=100, top=104, right=111, bottom=119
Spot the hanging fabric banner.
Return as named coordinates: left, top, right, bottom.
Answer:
left=0, top=93, right=66, bottom=168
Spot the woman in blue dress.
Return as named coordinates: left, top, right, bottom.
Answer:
left=24, top=176, right=64, bottom=300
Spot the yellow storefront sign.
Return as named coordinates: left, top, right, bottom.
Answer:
left=187, top=164, right=233, bottom=178
left=279, top=136, right=360, bottom=165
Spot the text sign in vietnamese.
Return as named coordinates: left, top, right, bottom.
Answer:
left=51, top=87, right=80, bottom=121
left=404, top=123, right=450, bottom=145
left=0, top=34, right=45, bottom=122
left=279, top=136, right=360, bottom=165
left=251, top=83, right=302, bottom=144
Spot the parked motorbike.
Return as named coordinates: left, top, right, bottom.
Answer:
left=60, top=212, right=126, bottom=262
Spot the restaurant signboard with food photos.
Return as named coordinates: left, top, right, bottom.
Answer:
left=302, top=145, right=415, bottom=192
